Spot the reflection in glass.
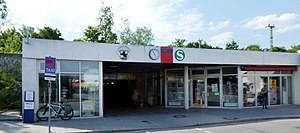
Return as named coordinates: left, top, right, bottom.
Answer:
left=81, top=73, right=99, bottom=117
left=60, top=61, right=79, bottom=72
left=38, top=73, right=59, bottom=108
left=81, top=62, right=99, bottom=73
left=222, top=67, right=237, bottom=74
left=166, top=70, right=184, bottom=106
left=207, top=69, right=220, bottom=74
left=61, top=73, right=80, bottom=117
left=257, top=77, right=268, bottom=106
left=243, top=76, right=256, bottom=107
left=222, top=76, right=238, bottom=107
left=207, top=78, right=220, bottom=106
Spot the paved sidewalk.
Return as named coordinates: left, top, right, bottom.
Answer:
left=0, top=110, right=22, bottom=121
left=1, top=105, right=300, bottom=133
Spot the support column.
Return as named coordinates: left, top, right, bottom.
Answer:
left=184, top=66, right=189, bottom=110
left=238, top=66, right=243, bottom=109
left=99, top=62, right=103, bottom=117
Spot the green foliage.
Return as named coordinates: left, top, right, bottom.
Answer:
left=0, top=71, right=21, bottom=109
left=170, top=38, right=186, bottom=47
left=225, top=40, right=239, bottom=50
left=76, top=4, right=118, bottom=44
left=272, top=46, right=287, bottom=52
left=75, top=26, right=100, bottom=43
left=244, top=44, right=262, bottom=51
left=130, top=26, right=154, bottom=46
left=0, top=27, right=22, bottom=54
left=119, top=18, right=132, bottom=44
left=0, top=0, right=7, bottom=28
left=97, top=5, right=117, bottom=43
left=119, top=19, right=154, bottom=46
left=32, top=27, right=64, bottom=40
left=287, top=45, right=300, bottom=53
left=170, top=38, right=222, bottom=49
left=0, top=54, right=21, bottom=110
left=186, top=39, right=203, bottom=48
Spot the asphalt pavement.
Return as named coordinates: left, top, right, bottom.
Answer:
left=1, top=105, right=300, bottom=133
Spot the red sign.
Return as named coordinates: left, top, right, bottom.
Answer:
left=161, top=46, right=173, bottom=63
left=45, top=56, right=56, bottom=74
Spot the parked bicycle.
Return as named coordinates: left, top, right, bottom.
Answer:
left=36, top=102, right=74, bottom=121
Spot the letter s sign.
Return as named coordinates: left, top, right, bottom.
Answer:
left=175, top=49, right=185, bottom=61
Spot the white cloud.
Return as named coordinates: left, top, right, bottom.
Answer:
left=106, top=0, right=204, bottom=45
left=208, top=21, right=230, bottom=31
left=208, top=32, right=233, bottom=47
left=243, top=13, right=300, bottom=34
left=7, top=0, right=100, bottom=40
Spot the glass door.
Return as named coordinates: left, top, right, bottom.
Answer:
left=192, top=78, right=205, bottom=107
left=207, top=77, right=220, bottom=107
left=282, top=77, right=290, bottom=105
left=270, top=77, right=280, bottom=105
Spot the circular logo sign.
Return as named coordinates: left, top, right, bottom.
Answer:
left=175, top=49, right=185, bottom=61
left=117, top=46, right=130, bottom=60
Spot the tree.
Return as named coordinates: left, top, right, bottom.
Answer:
left=186, top=39, right=203, bottom=48
left=31, top=27, right=64, bottom=40
left=272, top=46, right=287, bottom=52
left=74, top=26, right=100, bottom=43
left=244, top=44, right=262, bottom=51
left=131, top=26, right=154, bottom=46
left=0, top=54, right=21, bottom=110
left=119, top=19, right=154, bottom=46
left=97, top=5, right=117, bottom=43
left=287, top=45, right=300, bottom=53
left=0, top=0, right=8, bottom=29
left=170, top=38, right=186, bottom=47
left=0, top=27, right=22, bottom=53
left=225, top=40, right=239, bottom=50
left=119, top=18, right=132, bottom=44
left=75, top=4, right=118, bottom=44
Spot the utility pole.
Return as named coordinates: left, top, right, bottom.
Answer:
left=198, top=39, right=203, bottom=49
left=266, top=24, right=275, bottom=52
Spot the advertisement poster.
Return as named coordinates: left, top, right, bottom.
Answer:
left=271, top=79, right=277, bottom=88
left=270, top=79, right=277, bottom=104
left=211, top=84, right=218, bottom=92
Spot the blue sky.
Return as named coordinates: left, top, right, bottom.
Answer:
left=5, top=0, right=300, bottom=49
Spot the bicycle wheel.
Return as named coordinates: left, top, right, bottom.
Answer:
left=59, top=107, right=74, bottom=120
left=36, top=106, right=49, bottom=121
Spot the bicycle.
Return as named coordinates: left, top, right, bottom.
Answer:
left=36, top=102, right=74, bottom=121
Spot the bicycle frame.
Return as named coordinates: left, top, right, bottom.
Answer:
left=45, top=103, right=64, bottom=117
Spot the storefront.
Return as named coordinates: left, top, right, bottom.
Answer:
left=22, top=39, right=300, bottom=120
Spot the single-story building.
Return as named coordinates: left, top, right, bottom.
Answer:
left=22, top=39, right=300, bottom=120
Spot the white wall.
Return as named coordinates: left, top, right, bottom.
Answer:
left=22, top=59, right=38, bottom=117
left=173, top=47, right=300, bottom=66
left=292, top=66, right=300, bottom=105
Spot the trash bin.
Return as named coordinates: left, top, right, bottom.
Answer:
left=23, top=102, right=34, bottom=123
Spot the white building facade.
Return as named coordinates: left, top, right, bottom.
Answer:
left=22, top=39, right=300, bottom=119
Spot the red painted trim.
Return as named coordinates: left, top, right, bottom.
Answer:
left=243, top=66, right=298, bottom=71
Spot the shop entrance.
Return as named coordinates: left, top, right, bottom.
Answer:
left=191, top=78, right=206, bottom=107
left=190, top=77, right=221, bottom=108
